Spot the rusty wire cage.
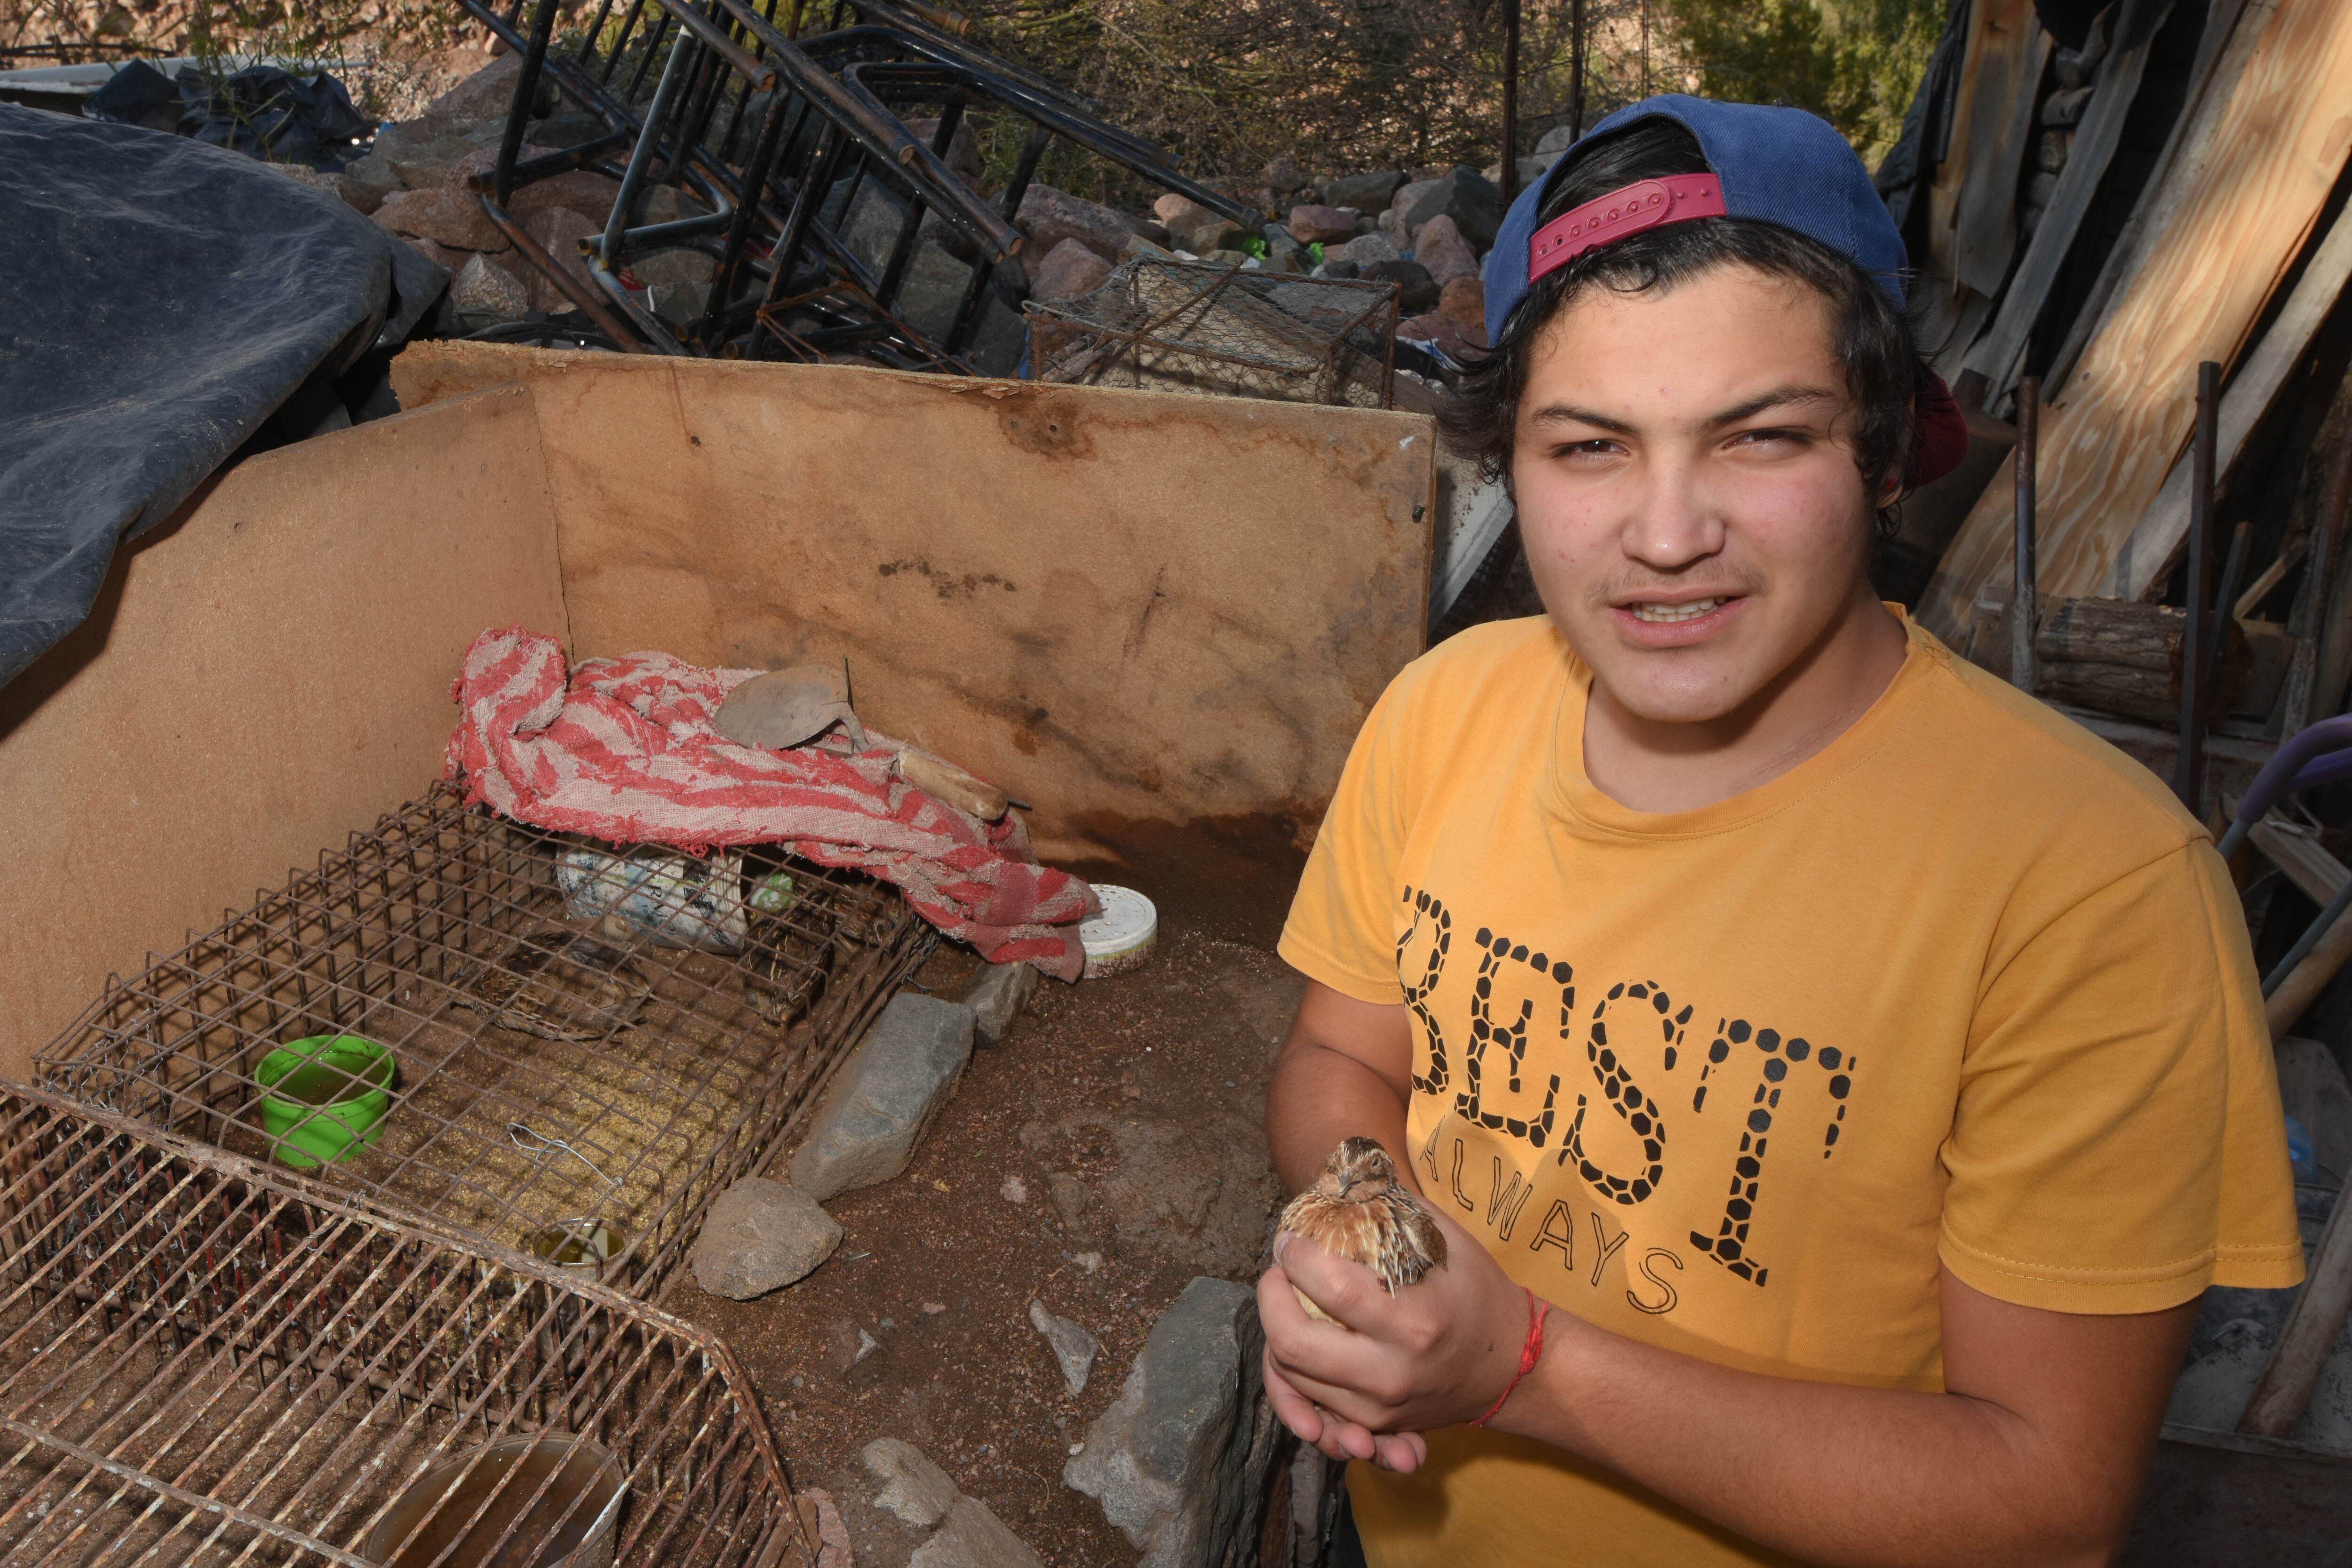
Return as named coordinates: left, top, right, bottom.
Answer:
left=1025, top=259, right=1399, bottom=409
left=0, top=1081, right=808, bottom=1568
left=36, top=779, right=933, bottom=1300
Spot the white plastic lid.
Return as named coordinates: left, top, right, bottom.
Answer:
left=1080, top=885, right=1157, bottom=965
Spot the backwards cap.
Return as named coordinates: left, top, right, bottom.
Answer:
left=1483, top=95, right=1967, bottom=484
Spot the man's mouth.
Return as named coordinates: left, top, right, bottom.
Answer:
left=1626, top=597, right=1729, bottom=624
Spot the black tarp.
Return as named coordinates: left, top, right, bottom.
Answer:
left=0, top=104, right=447, bottom=690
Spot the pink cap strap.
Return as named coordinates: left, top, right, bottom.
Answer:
left=1529, top=174, right=1727, bottom=281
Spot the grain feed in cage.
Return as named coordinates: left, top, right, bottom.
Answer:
left=1025, top=259, right=1399, bottom=409
left=0, top=1081, right=810, bottom=1568
left=37, top=779, right=934, bottom=1299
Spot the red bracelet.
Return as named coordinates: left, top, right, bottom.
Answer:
left=1471, top=1285, right=1547, bottom=1427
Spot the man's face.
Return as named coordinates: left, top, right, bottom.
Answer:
left=1510, top=263, right=1885, bottom=724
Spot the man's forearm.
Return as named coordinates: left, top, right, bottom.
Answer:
left=1497, top=1300, right=2180, bottom=1568
left=1266, top=1039, right=1414, bottom=1194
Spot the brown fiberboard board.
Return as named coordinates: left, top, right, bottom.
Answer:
left=0, top=387, right=570, bottom=1078
left=1919, top=0, right=2352, bottom=643
left=390, top=343, right=1434, bottom=867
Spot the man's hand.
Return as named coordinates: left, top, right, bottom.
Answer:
left=1257, top=1206, right=1530, bottom=1473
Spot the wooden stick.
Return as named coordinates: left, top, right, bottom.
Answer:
left=2177, top=361, right=2219, bottom=810
left=2240, top=1176, right=2352, bottom=1437
left=2265, top=890, right=2352, bottom=1040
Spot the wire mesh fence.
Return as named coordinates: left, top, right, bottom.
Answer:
left=1025, top=257, right=1398, bottom=408
left=36, top=778, right=934, bottom=1301
left=0, top=1081, right=805, bottom=1568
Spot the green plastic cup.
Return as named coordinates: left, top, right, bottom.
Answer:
left=255, top=1034, right=395, bottom=1168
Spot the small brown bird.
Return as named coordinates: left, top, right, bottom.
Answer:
left=1277, top=1137, right=1447, bottom=1323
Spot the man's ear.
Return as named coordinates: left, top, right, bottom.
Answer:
left=1875, top=467, right=1905, bottom=509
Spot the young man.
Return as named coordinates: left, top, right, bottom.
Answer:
left=1260, top=97, right=2302, bottom=1567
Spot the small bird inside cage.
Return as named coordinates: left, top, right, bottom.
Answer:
left=1277, top=1137, right=1446, bottom=1323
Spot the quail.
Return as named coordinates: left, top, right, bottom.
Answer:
left=1277, top=1137, right=1446, bottom=1322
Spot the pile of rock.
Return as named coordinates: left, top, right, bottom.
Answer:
left=1009, top=141, right=1565, bottom=373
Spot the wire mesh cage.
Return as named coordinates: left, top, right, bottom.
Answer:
left=0, top=1081, right=807, bottom=1568
left=1025, top=259, right=1400, bottom=409
left=37, top=779, right=934, bottom=1300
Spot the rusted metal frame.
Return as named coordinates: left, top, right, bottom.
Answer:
left=50, top=822, right=917, bottom=1297
left=838, top=51, right=1242, bottom=228
left=481, top=197, right=653, bottom=351
left=872, top=99, right=968, bottom=311
left=750, top=119, right=855, bottom=355
left=576, top=0, right=623, bottom=60
left=602, top=27, right=704, bottom=267
left=835, top=0, right=1140, bottom=152
left=649, top=0, right=777, bottom=93
left=493, top=0, right=564, bottom=207
left=695, top=87, right=800, bottom=346
left=0, top=1413, right=373, bottom=1568
left=707, top=0, right=1019, bottom=263
left=944, top=118, right=1049, bottom=357
left=1040, top=263, right=1254, bottom=387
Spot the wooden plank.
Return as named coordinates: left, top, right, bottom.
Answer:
left=2249, top=817, right=2349, bottom=907
left=1951, top=0, right=2052, bottom=301
left=2106, top=206, right=2352, bottom=600
left=1958, top=0, right=2166, bottom=401
left=2043, top=0, right=2260, bottom=395
left=1917, top=0, right=2352, bottom=643
left=2241, top=1161, right=2352, bottom=1436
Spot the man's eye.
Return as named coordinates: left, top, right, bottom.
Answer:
left=1554, top=439, right=1620, bottom=459
left=1732, top=428, right=1811, bottom=448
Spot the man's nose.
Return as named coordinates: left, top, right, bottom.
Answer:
left=1619, top=455, right=1725, bottom=571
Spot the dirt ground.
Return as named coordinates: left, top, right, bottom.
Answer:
left=680, top=851, right=1307, bottom=1567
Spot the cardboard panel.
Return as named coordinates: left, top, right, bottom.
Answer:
left=0, top=386, right=568, bottom=1078
left=392, top=344, right=1434, bottom=864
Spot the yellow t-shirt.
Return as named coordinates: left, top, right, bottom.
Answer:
left=1278, top=612, right=2303, bottom=1568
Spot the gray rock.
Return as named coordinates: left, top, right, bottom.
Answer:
left=1046, top=1171, right=1094, bottom=1235
left=1535, top=123, right=1577, bottom=154
left=1322, top=169, right=1405, bottom=213
left=961, top=961, right=1039, bottom=1047
left=1261, top=223, right=1307, bottom=261
left=864, top=1437, right=958, bottom=1528
left=908, top=1496, right=1044, bottom=1568
left=1411, top=213, right=1480, bottom=288
left=1361, top=258, right=1440, bottom=312
left=790, top=994, right=976, bottom=1200
left=1018, top=183, right=1133, bottom=265
left=339, top=149, right=400, bottom=215
left=1339, top=232, right=1399, bottom=266
left=529, top=110, right=610, bottom=148
left=451, top=253, right=528, bottom=324
left=1152, top=193, right=1218, bottom=234
left=855, top=1327, right=884, bottom=1365
left=639, top=184, right=714, bottom=226
left=1394, top=166, right=1501, bottom=251
left=691, top=1177, right=841, bottom=1299
left=2042, top=85, right=2094, bottom=127
left=1313, top=259, right=1360, bottom=280
left=1181, top=218, right=1244, bottom=256
left=1064, top=1277, right=1264, bottom=1568
left=1126, top=214, right=1174, bottom=247
left=1286, top=203, right=1359, bottom=244
left=1029, top=1298, right=1101, bottom=1395
left=1030, top=236, right=1111, bottom=302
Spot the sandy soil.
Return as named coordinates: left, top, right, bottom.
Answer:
left=676, top=871, right=1306, bottom=1567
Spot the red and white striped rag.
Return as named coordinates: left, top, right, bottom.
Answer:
left=445, top=626, right=1096, bottom=979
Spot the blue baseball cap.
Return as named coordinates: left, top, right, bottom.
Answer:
left=1483, top=95, right=1967, bottom=482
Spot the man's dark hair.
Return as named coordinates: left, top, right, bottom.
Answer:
left=1439, top=118, right=1933, bottom=522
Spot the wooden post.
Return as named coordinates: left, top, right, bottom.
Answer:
left=2241, top=1170, right=2352, bottom=1436
left=2175, top=360, right=2219, bottom=810
left=1502, top=0, right=1522, bottom=209
left=2011, top=375, right=2040, bottom=693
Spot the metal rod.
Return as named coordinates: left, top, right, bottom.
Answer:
left=2205, top=519, right=2252, bottom=698
left=2011, top=374, right=2040, bottom=693
left=2264, top=874, right=2352, bottom=998
left=494, top=0, right=563, bottom=208
left=603, top=32, right=700, bottom=266
left=477, top=195, right=649, bottom=350
left=1501, top=0, right=1521, bottom=209
left=2176, top=359, right=2220, bottom=810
